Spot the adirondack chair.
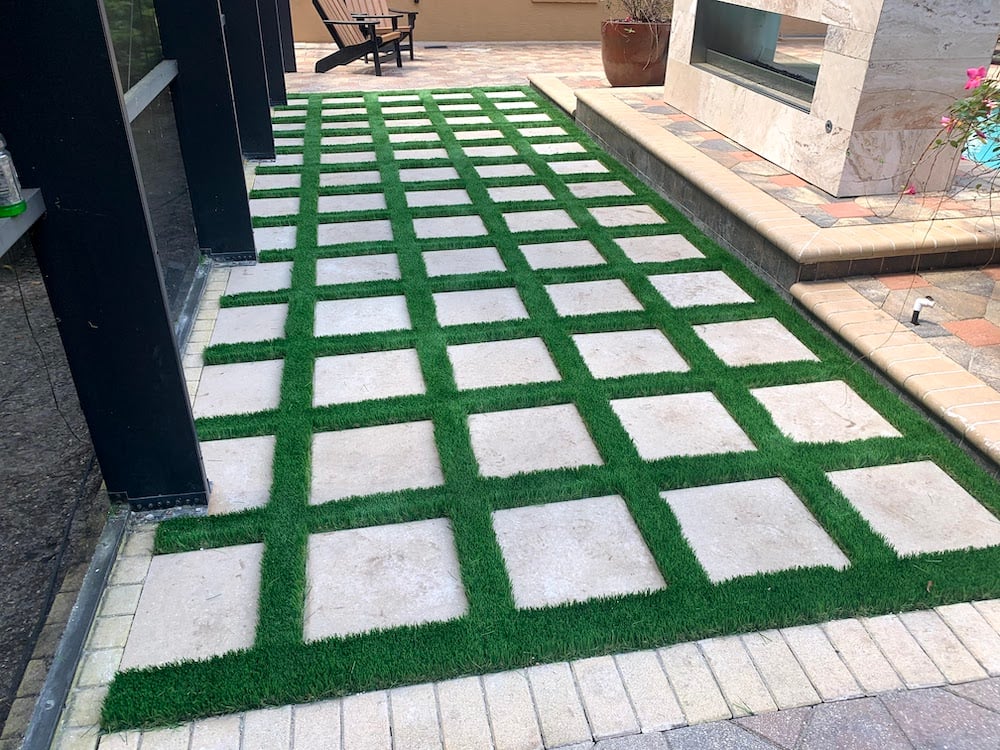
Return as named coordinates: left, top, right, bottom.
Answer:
left=345, top=0, right=418, bottom=60
left=312, top=0, right=403, bottom=75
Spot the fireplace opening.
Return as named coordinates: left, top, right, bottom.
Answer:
left=691, top=0, right=826, bottom=111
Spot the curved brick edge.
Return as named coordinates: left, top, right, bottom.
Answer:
left=791, top=280, right=1000, bottom=466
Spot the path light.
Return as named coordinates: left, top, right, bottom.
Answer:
left=0, top=132, right=26, bottom=217
left=910, top=295, right=935, bottom=326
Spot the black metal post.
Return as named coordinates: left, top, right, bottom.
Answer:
left=154, top=0, right=257, bottom=261
left=221, top=0, right=277, bottom=159
left=276, top=0, right=298, bottom=73
left=0, top=0, right=209, bottom=509
left=259, top=0, right=290, bottom=106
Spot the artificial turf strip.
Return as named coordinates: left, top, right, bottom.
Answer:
left=104, top=86, right=1000, bottom=730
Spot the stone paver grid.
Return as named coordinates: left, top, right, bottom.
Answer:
left=66, top=80, right=1000, bottom=750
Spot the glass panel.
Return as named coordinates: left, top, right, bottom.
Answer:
left=693, top=1, right=826, bottom=108
left=130, top=87, right=202, bottom=323
left=103, top=0, right=165, bottom=91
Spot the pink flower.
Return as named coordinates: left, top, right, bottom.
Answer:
left=941, top=115, right=955, bottom=132
left=987, top=99, right=998, bottom=110
left=903, top=184, right=917, bottom=195
left=965, top=66, right=988, bottom=89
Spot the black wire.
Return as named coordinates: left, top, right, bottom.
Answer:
left=2, top=261, right=87, bottom=444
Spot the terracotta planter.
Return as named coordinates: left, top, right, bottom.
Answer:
left=601, top=20, right=671, bottom=87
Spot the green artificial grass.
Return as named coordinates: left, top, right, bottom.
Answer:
left=103, top=86, right=1000, bottom=730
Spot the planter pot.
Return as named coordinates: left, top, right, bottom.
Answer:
left=601, top=20, right=671, bottom=87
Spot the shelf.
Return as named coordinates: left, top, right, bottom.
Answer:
left=0, top=188, right=45, bottom=260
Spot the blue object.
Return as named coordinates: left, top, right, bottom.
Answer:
left=965, top=124, right=1000, bottom=168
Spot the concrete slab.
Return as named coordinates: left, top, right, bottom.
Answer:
left=468, top=404, right=604, bottom=477
left=519, top=240, right=606, bottom=269
left=252, top=173, right=301, bottom=190
left=209, top=304, right=288, bottom=345
left=614, top=235, right=704, bottom=264
left=545, top=279, right=643, bottom=316
left=393, top=148, right=450, bottom=160
left=549, top=159, right=609, bottom=175
left=399, top=167, right=460, bottom=182
left=567, top=181, right=634, bottom=198
left=503, top=209, right=577, bottom=232
left=487, top=185, right=555, bottom=203
left=319, top=170, right=381, bottom=187
left=253, top=226, right=297, bottom=251
left=572, top=329, right=689, bottom=379
left=310, top=421, right=443, bottom=503
left=413, top=215, right=489, bottom=239
left=827, top=461, right=1000, bottom=555
left=317, top=219, right=393, bottom=246
left=314, top=295, right=411, bottom=336
left=447, top=337, right=561, bottom=389
left=491, top=496, right=665, bottom=608
left=313, top=349, right=425, bottom=406
left=119, top=544, right=263, bottom=670
left=423, top=247, right=506, bottom=277
left=304, top=519, right=468, bottom=640
left=320, top=151, right=376, bottom=164
left=662, top=478, right=849, bottom=582
left=694, top=318, right=819, bottom=366
left=405, top=189, right=472, bottom=207
left=612, top=392, right=755, bottom=460
left=193, top=360, right=284, bottom=418
left=317, top=193, right=386, bottom=213
left=475, top=164, right=535, bottom=178
left=650, top=271, right=753, bottom=307
left=225, top=262, right=293, bottom=294
left=250, top=197, right=300, bottom=218
left=589, top=205, right=667, bottom=227
left=315, top=254, right=400, bottom=286
left=202, top=435, right=276, bottom=515
left=463, top=145, right=518, bottom=158
left=532, top=142, right=587, bottom=155
left=750, top=380, right=901, bottom=443
left=433, top=288, right=528, bottom=326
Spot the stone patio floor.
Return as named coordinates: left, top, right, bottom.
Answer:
left=27, top=42, right=1000, bottom=750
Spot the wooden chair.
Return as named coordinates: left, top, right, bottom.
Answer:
left=311, top=0, right=403, bottom=75
left=345, top=0, right=418, bottom=60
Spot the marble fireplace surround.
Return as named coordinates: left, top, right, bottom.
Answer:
left=664, top=0, right=1000, bottom=197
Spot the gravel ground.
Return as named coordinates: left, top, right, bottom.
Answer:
left=0, top=239, right=108, bottom=737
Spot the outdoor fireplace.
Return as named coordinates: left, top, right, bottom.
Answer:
left=665, top=0, right=1000, bottom=197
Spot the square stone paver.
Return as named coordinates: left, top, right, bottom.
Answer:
left=423, top=247, right=506, bottom=277
left=505, top=113, right=551, bottom=123
left=468, top=403, right=603, bottom=477
left=440, top=103, right=482, bottom=111
left=394, top=148, right=449, bottom=160
left=253, top=226, right=297, bottom=251
left=548, top=160, right=609, bottom=175
left=385, top=119, right=432, bottom=128
left=455, top=129, right=504, bottom=140
left=520, top=240, right=605, bottom=269
left=321, top=135, right=373, bottom=146
left=530, top=142, right=587, bottom=155
left=495, top=100, right=538, bottom=110
left=447, top=337, right=561, bottom=389
left=566, top=181, right=634, bottom=199
left=399, top=167, right=460, bottom=182
left=414, top=215, right=489, bottom=239
left=694, top=319, right=819, bottom=366
left=650, top=271, right=753, bottom=307
left=942, top=319, right=1000, bottom=346
left=611, top=392, right=756, bottom=459
left=492, top=496, right=666, bottom=609
left=202, top=436, right=276, bottom=515
left=225, top=262, right=293, bottom=294
left=433, top=288, right=529, bottom=326
left=316, top=254, right=401, bottom=286
left=445, top=116, right=492, bottom=125
left=503, top=209, right=576, bottom=233
left=272, top=153, right=304, bottom=166
left=319, top=171, right=381, bottom=187
left=193, top=359, right=284, bottom=418
left=615, top=235, right=705, bottom=264
left=545, top=279, right=643, bottom=316
left=589, top=205, right=667, bottom=227
left=120, top=543, right=263, bottom=669
left=314, top=295, right=411, bottom=336
left=406, top=189, right=472, bottom=208
left=486, top=91, right=527, bottom=98
left=250, top=197, right=300, bottom=218
left=826, top=461, right=1000, bottom=555
left=572, top=329, right=689, bottom=379
left=305, top=519, right=468, bottom=640
left=317, top=193, right=386, bottom=213
left=209, top=303, right=288, bottom=345
left=751, top=381, right=901, bottom=443
left=310, top=421, right=443, bottom=503
left=317, top=219, right=393, bottom=246
left=252, top=173, right=301, bottom=191
left=487, top=185, right=555, bottom=203
left=321, top=151, right=376, bottom=164
left=463, top=145, right=518, bottom=158
left=475, top=164, right=534, bottom=178
left=313, top=349, right=425, bottom=406
left=662, top=478, right=850, bottom=582
left=389, top=132, right=440, bottom=143
left=519, top=126, right=566, bottom=136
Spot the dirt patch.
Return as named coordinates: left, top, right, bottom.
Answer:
left=0, top=239, right=108, bottom=738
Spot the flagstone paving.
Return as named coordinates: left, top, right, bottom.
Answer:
left=29, top=45, right=1000, bottom=750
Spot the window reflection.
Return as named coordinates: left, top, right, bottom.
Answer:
left=103, top=0, right=165, bottom=91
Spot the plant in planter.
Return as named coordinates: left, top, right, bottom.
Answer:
left=601, top=0, right=674, bottom=87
